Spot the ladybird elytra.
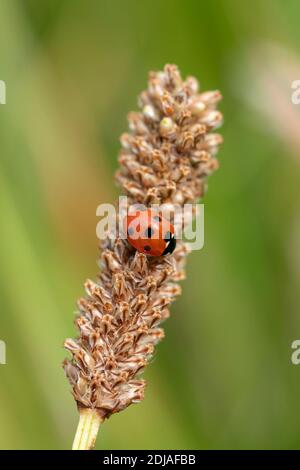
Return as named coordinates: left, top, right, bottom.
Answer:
left=125, top=208, right=176, bottom=257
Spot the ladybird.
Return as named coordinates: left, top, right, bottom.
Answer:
left=125, top=208, right=176, bottom=257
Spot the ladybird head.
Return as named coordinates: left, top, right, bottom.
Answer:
left=162, top=231, right=176, bottom=255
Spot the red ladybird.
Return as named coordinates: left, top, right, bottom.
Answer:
left=125, top=208, right=176, bottom=257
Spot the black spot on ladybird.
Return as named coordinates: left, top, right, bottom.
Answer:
left=144, top=245, right=151, bottom=252
left=145, top=226, right=154, bottom=238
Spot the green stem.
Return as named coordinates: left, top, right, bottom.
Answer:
left=72, top=408, right=103, bottom=450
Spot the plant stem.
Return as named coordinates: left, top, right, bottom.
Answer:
left=72, top=408, right=103, bottom=450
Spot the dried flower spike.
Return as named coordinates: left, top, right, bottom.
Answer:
left=63, top=64, right=223, bottom=450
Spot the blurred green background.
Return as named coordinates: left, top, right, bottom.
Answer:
left=1, top=0, right=300, bottom=450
